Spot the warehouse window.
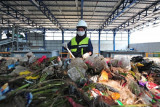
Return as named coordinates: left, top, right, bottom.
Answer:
left=116, top=33, right=122, bottom=40
left=45, top=30, right=128, bottom=41
left=100, top=31, right=106, bottom=40
left=64, top=31, right=76, bottom=40
left=131, top=25, right=160, bottom=43
left=90, top=31, right=99, bottom=40
left=54, top=31, right=62, bottom=40
left=45, top=31, right=62, bottom=40
left=45, top=31, right=54, bottom=40
left=45, top=30, right=78, bottom=40
left=121, top=33, right=128, bottom=40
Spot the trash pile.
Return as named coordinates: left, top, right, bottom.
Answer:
left=0, top=53, right=160, bottom=107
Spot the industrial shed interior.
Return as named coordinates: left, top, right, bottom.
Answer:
left=0, top=0, right=160, bottom=107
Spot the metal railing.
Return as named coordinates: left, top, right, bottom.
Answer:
left=145, top=52, right=160, bottom=57
left=0, top=38, right=16, bottom=46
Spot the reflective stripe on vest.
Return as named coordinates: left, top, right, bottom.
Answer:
left=71, top=37, right=89, bottom=55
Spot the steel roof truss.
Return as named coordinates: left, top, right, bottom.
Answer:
left=0, top=1, right=38, bottom=27
left=30, top=0, right=62, bottom=29
left=118, top=0, right=160, bottom=30
left=101, top=0, right=138, bottom=29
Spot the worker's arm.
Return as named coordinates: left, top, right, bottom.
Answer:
left=83, top=39, right=93, bottom=59
left=63, top=41, right=71, bottom=49
left=67, top=41, right=71, bottom=49
left=87, top=39, right=93, bottom=55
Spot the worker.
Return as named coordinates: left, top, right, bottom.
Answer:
left=63, top=20, right=93, bottom=58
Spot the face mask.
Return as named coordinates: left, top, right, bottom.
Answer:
left=77, top=31, right=85, bottom=36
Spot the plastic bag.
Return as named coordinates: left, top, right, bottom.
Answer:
left=111, top=55, right=131, bottom=69
left=68, top=58, right=88, bottom=70
left=90, top=75, right=99, bottom=83
left=146, top=82, right=160, bottom=100
left=22, top=52, right=36, bottom=63
left=84, top=55, right=109, bottom=74
left=67, top=67, right=86, bottom=82
left=9, top=65, right=28, bottom=76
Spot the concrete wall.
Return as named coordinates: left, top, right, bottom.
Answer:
left=45, top=40, right=128, bottom=53
left=130, top=42, right=160, bottom=52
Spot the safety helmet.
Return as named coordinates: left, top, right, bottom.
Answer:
left=77, top=20, right=87, bottom=28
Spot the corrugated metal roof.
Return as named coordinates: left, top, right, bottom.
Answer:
left=0, top=0, right=159, bottom=31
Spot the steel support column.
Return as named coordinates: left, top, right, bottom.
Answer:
left=113, top=29, right=116, bottom=51
left=62, top=30, right=64, bottom=52
left=98, top=29, right=101, bottom=54
left=15, top=26, right=19, bottom=51
left=128, top=29, right=130, bottom=48
left=0, top=29, right=2, bottom=40
left=43, top=28, right=46, bottom=50
left=7, top=29, right=9, bottom=51
left=12, top=26, right=15, bottom=51
left=25, top=32, right=28, bottom=41
left=81, top=0, right=84, bottom=19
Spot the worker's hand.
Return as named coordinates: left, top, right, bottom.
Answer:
left=83, top=53, right=90, bottom=59
left=63, top=42, right=68, bottom=48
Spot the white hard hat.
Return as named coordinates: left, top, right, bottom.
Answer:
left=77, top=20, right=87, bottom=28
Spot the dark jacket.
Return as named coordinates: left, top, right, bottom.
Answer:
left=67, top=34, right=93, bottom=57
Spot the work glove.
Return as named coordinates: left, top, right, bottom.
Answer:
left=83, top=53, right=90, bottom=59
left=63, top=42, right=68, bottom=48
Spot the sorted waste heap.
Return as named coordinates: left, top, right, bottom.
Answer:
left=0, top=53, right=160, bottom=107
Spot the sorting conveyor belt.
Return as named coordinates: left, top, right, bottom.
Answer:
left=0, top=39, right=16, bottom=46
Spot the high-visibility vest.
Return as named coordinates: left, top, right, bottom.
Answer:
left=71, top=37, right=89, bottom=55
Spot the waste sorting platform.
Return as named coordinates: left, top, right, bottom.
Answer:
left=100, top=51, right=145, bottom=57
left=11, top=50, right=59, bottom=57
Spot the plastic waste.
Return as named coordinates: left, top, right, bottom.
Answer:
left=111, top=92, right=120, bottom=100
left=62, top=58, right=71, bottom=70
left=0, top=83, right=9, bottom=95
left=98, top=95, right=116, bottom=105
left=68, top=58, right=88, bottom=70
left=19, top=70, right=40, bottom=80
left=68, top=85, right=80, bottom=97
left=26, top=92, right=33, bottom=107
left=146, top=82, right=160, bottom=99
left=115, top=100, right=123, bottom=105
left=9, top=65, right=28, bottom=76
left=7, top=61, right=19, bottom=70
left=42, top=66, right=54, bottom=75
left=8, top=64, right=15, bottom=70
left=24, top=52, right=36, bottom=63
left=138, top=76, right=147, bottom=86
left=66, top=96, right=84, bottom=107
left=0, top=83, right=10, bottom=101
left=90, top=75, right=99, bottom=83
left=84, top=55, right=109, bottom=74
left=128, top=78, right=141, bottom=96
left=99, top=69, right=108, bottom=82
left=140, top=90, right=153, bottom=104
left=37, top=55, right=47, bottom=63
left=131, top=56, right=144, bottom=63
left=67, top=67, right=86, bottom=82
left=76, top=78, right=88, bottom=88
left=111, top=55, right=131, bottom=69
